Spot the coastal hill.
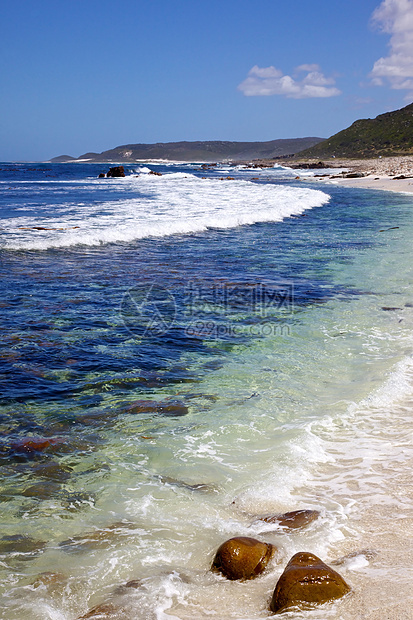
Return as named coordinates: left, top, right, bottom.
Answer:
left=50, top=137, right=324, bottom=163
left=296, top=102, right=413, bottom=159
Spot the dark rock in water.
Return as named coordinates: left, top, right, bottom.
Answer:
left=260, top=509, right=320, bottom=530
left=32, top=461, right=72, bottom=481
left=269, top=552, right=351, bottom=614
left=10, top=436, right=65, bottom=458
left=59, top=521, right=135, bottom=553
left=78, top=603, right=118, bottom=619
left=21, top=481, right=61, bottom=500
left=31, top=571, right=67, bottom=587
left=113, top=579, right=142, bottom=595
left=212, top=536, right=275, bottom=580
left=125, top=399, right=188, bottom=417
left=381, top=306, right=402, bottom=311
left=31, top=571, right=68, bottom=595
left=79, top=579, right=143, bottom=618
left=149, top=170, right=162, bottom=176
left=158, top=475, right=217, bottom=493
left=76, top=410, right=118, bottom=427
left=0, top=534, right=46, bottom=555
left=98, top=173, right=106, bottom=178
left=106, top=166, right=125, bottom=178
left=123, top=579, right=142, bottom=588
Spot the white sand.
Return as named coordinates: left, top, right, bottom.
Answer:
left=330, top=175, right=413, bottom=194
left=280, top=155, right=413, bottom=195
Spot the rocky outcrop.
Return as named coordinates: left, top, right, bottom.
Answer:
left=259, top=509, right=320, bottom=530
left=344, top=172, right=366, bottom=178
left=289, top=161, right=328, bottom=169
left=106, top=166, right=125, bottom=178
left=212, top=536, right=275, bottom=580
left=269, top=552, right=350, bottom=614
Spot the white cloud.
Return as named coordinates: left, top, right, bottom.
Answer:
left=370, top=0, right=413, bottom=96
left=296, top=63, right=321, bottom=73
left=238, top=64, right=341, bottom=99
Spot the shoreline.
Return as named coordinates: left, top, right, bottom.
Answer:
left=276, top=155, right=413, bottom=194
left=328, top=175, right=413, bottom=194
left=44, top=154, right=413, bottom=194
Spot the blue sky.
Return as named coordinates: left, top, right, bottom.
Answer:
left=1, top=0, right=413, bottom=161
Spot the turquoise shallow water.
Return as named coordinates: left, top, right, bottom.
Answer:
left=0, top=163, right=412, bottom=618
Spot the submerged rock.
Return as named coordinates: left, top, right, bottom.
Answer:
left=59, top=521, right=135, bottom=553
left=31, top=571, right=67, bottom=587
left=0, top=534, right=46, bottom=555
left=10, top=436, right=65, bottom=457
left=32, top=461, right=72, bottom=481
left=113, top=579, right=142, bottom=596
left=212, top=536, right=275, bottom=580
left=260, top=509, right=320, bottom=530
left=21, top=480, right=61, bottom=500
left=158, top=474, right=217, bottom=493
left=269, top=552, right=351, bottom=614
left=125, top=399, right=188, bottom=417
left=78, top=602, right=118, bottom=619
left=78, top=579, right=143, bottom=618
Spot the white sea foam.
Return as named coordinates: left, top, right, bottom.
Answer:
left=0, top=173, right=330, bottom=250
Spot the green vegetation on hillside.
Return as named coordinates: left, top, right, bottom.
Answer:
left=298, top=103, right=413, bottom=159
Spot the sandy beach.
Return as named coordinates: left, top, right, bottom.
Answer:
left=279, top=155, right=413, bottom=194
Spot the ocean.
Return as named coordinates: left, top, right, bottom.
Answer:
left=0, top=162, right=412, bottom=619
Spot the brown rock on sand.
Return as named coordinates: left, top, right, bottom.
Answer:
left=269, top=552, right=351, bottom=614
left=212, top=536, right=275, bottom=580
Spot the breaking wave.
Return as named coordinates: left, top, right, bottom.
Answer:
left=1, top=173, right=330, bottom=250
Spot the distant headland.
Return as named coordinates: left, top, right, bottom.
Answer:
left=50, top=137, right=324, bottom=164
left=51, top=102, right=413, bottom=168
